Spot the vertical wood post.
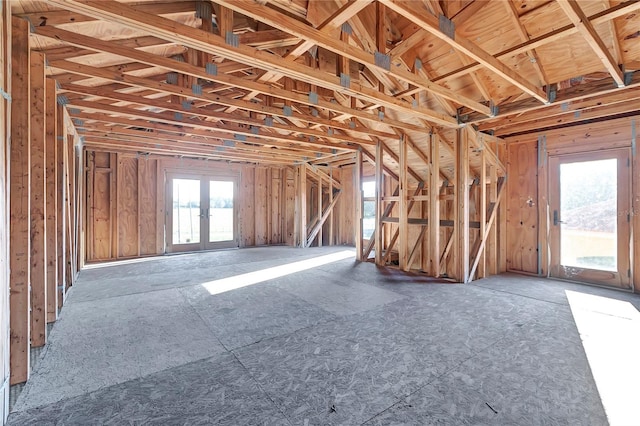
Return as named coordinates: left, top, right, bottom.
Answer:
left=488, top=163, right=498, bottom=276
left=328, top=167, right=334, bottom=245
left=374, top=141, right=383, bottom=265
left=429, top=133, right=440, bottom=277
left=455, top=128, right=470, bottom=282
left=29, top=51, right=47, bottom=348
left=56, top=105, right=66, bottom=308
left=1, top=2, right=12, bottom=411
left=354, top=150, right=363, bottom=260
left=9, top=16, right=31, bottom=385
left=317, top=173, right=322, bottom=246
left=479, top=140, right=487, bottom=279
left=398, top=135, right=409, bottom=271
left=299, top=163, right=307, bottom=247
left=45, top=75, right=58, bottom=323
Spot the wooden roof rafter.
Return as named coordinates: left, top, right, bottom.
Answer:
left=556, top=0, right=625, bottom=87
left=435, top=1, right=640, bottom=85
left=46, top=0, right=460, bottom=127
left=214, top=0, right=491, bottom=115
left=380, top=0, right=548, bottom=104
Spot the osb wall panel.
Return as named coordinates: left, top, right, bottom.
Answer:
left=506, top=141, right=539, bottom=274
left=116, top=156, right=139, bottom=258
left=86, top=152, right=299, bottom=261
left=337, top=165, right=356, bottom=246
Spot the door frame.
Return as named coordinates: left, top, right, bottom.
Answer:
left=165, top=171, right=239, bottom=253
left=548, top=148, right=631, bottom=289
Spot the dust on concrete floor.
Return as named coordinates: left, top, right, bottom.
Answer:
left=8, top=246, right=640, bottom=425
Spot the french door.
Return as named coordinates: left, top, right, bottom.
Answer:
left=166, top=173, right=238, bottom=253
left=548, top=149, right=631, bottom=289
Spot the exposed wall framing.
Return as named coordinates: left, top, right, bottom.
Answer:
left=3, top=1, right=640, bottom=421
left=85, top=152, right=348, bottom=261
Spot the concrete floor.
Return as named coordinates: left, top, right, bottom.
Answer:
left=7, top=246, right=640, bottom=425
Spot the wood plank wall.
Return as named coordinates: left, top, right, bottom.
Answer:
left=85, top=151, right=353, bottom=261
left=505, top=116, right=640, bottom=292
left=1, top=2, right=10, bottom=421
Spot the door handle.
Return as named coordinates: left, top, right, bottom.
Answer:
left=553, top=210, right=564, bottom=226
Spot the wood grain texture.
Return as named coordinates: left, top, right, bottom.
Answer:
left=10, top=16, right=31, bottom=385
left=30, top=51, right=47, bottom=348
left=506, top=141, right=538, bottom=274
left=138, top=159, right=157, bottom=256
left=117, top=156, right=139, bottom=258
left=45, top=77, right=58, bottom=323
left=1, top=1, right=11, bottom=413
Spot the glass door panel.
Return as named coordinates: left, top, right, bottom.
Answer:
left=208, top=180, right=235, bottom=243
left=560, top=159, right=617, bottom=271
left=549, top=150, right=631, bottom=289
left=167, top=174, right=238, bottom=253
left=172, top=178, right=201, bottom=246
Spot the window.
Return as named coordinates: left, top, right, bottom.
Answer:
left=362, top=181, right=375, bottom=240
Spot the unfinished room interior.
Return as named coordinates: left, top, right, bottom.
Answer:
left=1, top=0, right=640, bottom=424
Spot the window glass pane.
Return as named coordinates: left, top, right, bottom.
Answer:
left=362, top=181, right=376, bottom=240
left=172, top=179, right=200, bottom=244
left=362, top=181, right=376, bottom=198
left=209, top=180, right=234, bottom=242
left=560, top=158, right=617, bottom=271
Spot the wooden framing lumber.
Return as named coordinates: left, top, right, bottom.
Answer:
left=429, top=132, right=440, bottom=276
left=454, top=128, right=470, bottom=283
left=34, top=26, right=409, bottom=141
left=9, top=16, right=31, bottom=385
left=434, top=1, right=640, bottom=85
left=46, top=0, right=459, bottom=127
left=29, top=51, right=48, bottom=348
left=45, top=74, right=58, bottom=323
left=380, top=0, right=547, bottom=103
left=215, top=0, right=490, bottom=115
left=469, top=178, right=506, bottom=280
left=374, top=141, right=383, bottom=265
left=306, top=190, right=342, bottom=248
left=557, top=0, right=625, bottom=87
left=398, top=135, right=409, bottom=271
left=354, top=149, right=363, bottom=260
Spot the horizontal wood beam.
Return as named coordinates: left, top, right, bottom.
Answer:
left=35, top=26, right=403, bottom=141
left=466, top=70, right=640, bottom=124
left=67, top=103, right=346, bottom=154
left=79, top=128, right=315, bottom=160
left=215, top=0, right=490, bottom=115
left=47, top=0, right=459, bottom=127
left=84, top=140, right=298, bottom=164
left=80, top=121, right=330, bottom=157
left=59, top=83, right=362, bottom=148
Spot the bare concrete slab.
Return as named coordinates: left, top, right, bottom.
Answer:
left=8, top=246, right=639, bottom=425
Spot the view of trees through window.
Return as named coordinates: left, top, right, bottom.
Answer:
left=560, top=158, right=617, bottom=271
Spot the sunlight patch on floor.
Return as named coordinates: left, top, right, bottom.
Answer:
left=201, top=250, right=354, bottom=295
left=566, top=290, right=640, bottom=426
